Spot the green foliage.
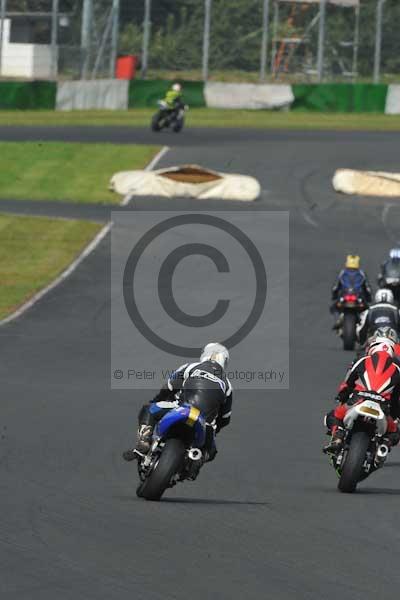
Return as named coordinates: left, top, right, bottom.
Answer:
left=119, top=23, right=143, bottom=56
left=119, top=0, right=400, bottom=80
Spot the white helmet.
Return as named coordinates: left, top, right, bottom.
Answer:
left=172, top=83, right=182, bottom=92
left=375, top=288, right=394, bottom=304
left=367, top=326, right=397, bottom=356
left=389, top=248, right=400, bottom=260
left=368, top=339, right=395, bottom=357
left=200, top=342, right=229, bottom=369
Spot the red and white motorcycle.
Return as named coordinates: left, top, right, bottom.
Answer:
left=329, top=392, right=392, bottom=493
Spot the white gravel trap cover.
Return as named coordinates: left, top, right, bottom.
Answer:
left=333, top=169, right=400, bottom=197
left=109, top=164, right=261, bottom=202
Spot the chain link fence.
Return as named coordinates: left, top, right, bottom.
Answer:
left=0, top=0, right=399, bottom=82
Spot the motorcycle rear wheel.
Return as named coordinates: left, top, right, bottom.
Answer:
left=342, top=312, right=356, bottom=351
left=338, top=431, right=370, bottom=493
left=137, top=438, right=185, bottom=501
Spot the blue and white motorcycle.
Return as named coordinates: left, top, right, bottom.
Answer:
left=136, top=403, right=209, bottom=501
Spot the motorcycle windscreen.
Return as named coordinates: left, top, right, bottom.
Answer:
left=157, top=405, right=206, bottom=447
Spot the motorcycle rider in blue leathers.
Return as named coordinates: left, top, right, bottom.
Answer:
left=123, top=343, right=232, bottom=462
left=331, top=254, right=372, bottom=329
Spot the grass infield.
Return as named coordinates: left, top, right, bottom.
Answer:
left=0, top=141, right=160, bottom=204
left=0, top=213, right=102, bottom=320
left=0, top=109, right=400, bottom=130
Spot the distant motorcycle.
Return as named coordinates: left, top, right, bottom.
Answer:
left=326, top=392, right=392, bottom=493
left=135, top=402, right=210, bottom=501
left=334, top=288, right=367, bottom=350
left=378, top=261, right=400, bottom=305
left=151, top=100, right=187, bottom=133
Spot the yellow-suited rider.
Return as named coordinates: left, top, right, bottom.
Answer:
left=163, top=82, right=184, bottom=111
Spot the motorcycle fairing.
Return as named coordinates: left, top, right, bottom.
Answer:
left=343, top=399, right=387, bottom=436
left=156, top=404, right=206, bottom=447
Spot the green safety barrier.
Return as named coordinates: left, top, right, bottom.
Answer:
left=0, top=81, right=57, bottom=110
left=128, top=79, right=206, bottom=108
left=292, top=84, right=388, bottom=113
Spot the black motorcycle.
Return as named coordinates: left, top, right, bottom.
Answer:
left=334, top=287, right=367, bottom=351
left=151, top=100, right=187, bottom=133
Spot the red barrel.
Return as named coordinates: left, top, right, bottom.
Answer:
left=115, top=55, right=138, bottom=80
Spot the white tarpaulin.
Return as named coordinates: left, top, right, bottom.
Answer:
left=204, top=82, right=294, bottom=110
left=277, top=1, right=359, bottom=6
left=110, top=165, right=261, bottom=202
left=56, top=79, right=129, bottom=111
left=333, top=169, right=400, bottom=197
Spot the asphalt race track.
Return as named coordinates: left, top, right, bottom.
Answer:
left=1, top=126, right=400, bottom=599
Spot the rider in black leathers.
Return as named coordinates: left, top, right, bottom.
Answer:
left=377, top=249, right=400, bottom=305
left=123, top=343, right=232, bottom=462
left=357, top=289, right=400, bottom=345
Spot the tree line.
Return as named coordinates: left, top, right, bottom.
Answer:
left=119, top=0, right=400, bottom=78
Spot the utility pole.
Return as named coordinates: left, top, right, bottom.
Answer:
left=142, top=0, right=151, bottom=78
left=270, top=0, right=279, bottom=75
left=352, top=4, right=360, bottom=81
left=50, top=0, right=59, bottom=79
left=374, top=0, right=386, bottom=84
left=316, top=0, right=327, bottom=82
left=202, top=0, right=212, bottom=81
left=110, top=0, right=120, bottom=78
left=260, top=0, right=270, bottom=82
left=0, top=0, right=7, bottom=77
left=81, top=0, right=92, bottom=79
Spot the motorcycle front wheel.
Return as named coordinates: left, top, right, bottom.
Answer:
left=173, top=116, right=184, bottom=133
left=338, top=430, right=370, bottom=493
left=137, top=438, right=185, bottom=501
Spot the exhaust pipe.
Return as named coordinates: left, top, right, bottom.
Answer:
left=374, top=444, right=389, bottom=467
left=188, top=448, right=203, bottom=461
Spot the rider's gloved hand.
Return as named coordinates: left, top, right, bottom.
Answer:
left=335, top=391, right=348, bottom=404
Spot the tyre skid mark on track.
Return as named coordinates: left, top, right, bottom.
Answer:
left=299, top=169, right=320, bottom=228
left=381, top=203, right=400, bottom=245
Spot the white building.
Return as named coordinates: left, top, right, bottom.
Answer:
left=0, top=19, right=54, bottom=79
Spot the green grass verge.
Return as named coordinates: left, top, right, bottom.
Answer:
left=0, top=213, right=102, bottom=320
left=0, top=141, right=159, bottom=204
left=0, top=109, right=400, bottom=130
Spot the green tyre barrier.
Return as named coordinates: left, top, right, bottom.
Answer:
left=292, top=84, right=388, bottom=113
left=0, top=81, right=57, bottom=110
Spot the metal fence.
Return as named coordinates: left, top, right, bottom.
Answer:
left=0, top=0, right=399, bottom=83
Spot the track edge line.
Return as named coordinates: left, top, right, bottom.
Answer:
left=0, top=221, right=113, bottom=327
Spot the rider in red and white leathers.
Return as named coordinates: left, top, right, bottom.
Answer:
left=324, top=337, right=400, bottom=454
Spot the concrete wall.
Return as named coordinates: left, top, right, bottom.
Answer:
left=56, top=80, right=130, bottom=111
left=385, top=85, right=400, bottom=115
left=205, top=82, right=294, bottom=110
